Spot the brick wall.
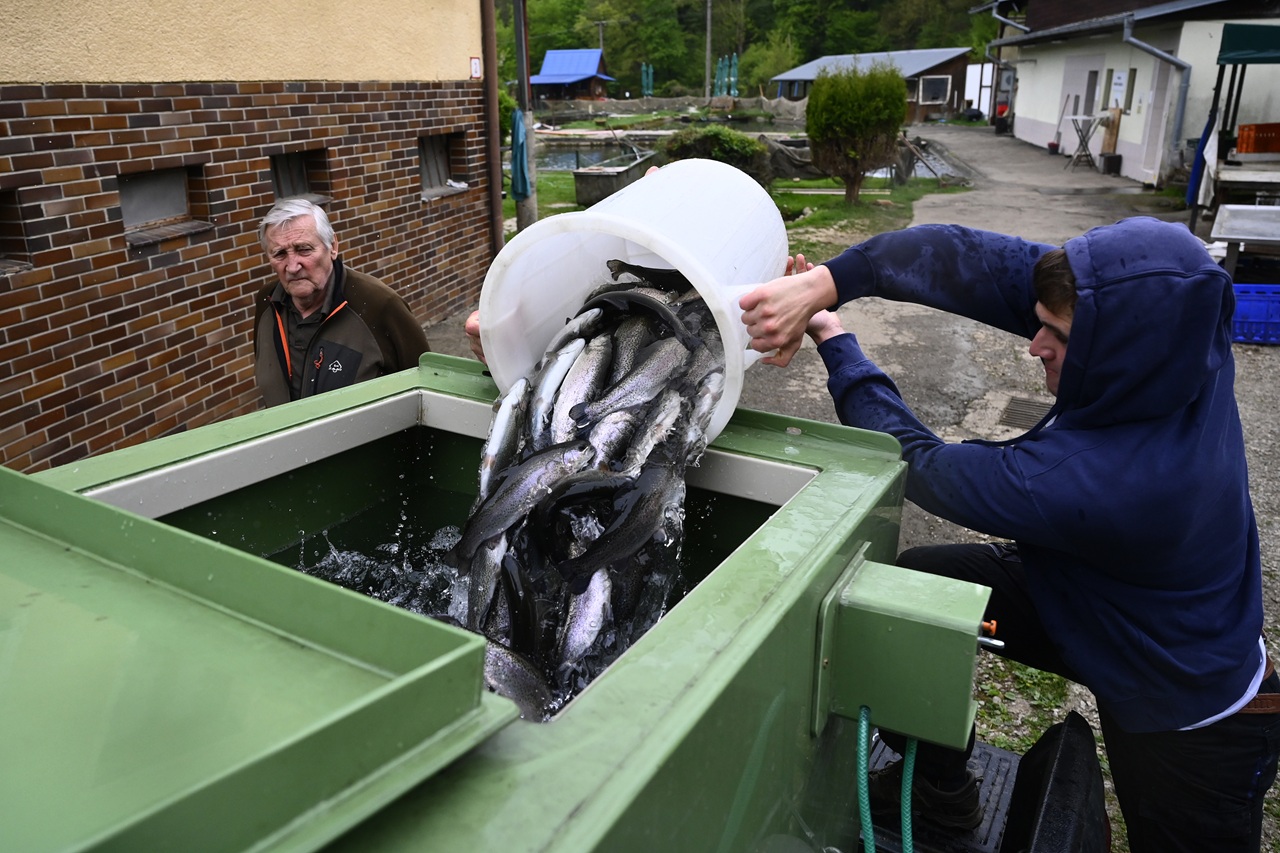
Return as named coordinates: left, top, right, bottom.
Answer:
left=0, top=80, right=496, bottom=473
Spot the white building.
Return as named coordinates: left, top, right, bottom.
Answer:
left=979, top=1, right=1280, bottom=186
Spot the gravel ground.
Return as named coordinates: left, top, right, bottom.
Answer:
left=426, top=124, right=1280, bottom=849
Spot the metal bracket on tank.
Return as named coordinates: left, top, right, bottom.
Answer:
left=812, top=547, right=991, bottom=750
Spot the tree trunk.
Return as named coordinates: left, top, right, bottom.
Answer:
left=844, top=172, right=863, bottom=205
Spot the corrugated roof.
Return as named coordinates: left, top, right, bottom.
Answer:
left=989, top=0, right=1230, bottom=48
left=771, top=47, right=971, bottom=83
left=531, top=49, right=616, bottom=85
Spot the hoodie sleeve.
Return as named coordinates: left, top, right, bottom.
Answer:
left=823, top=224, right=1056, bottom=340
left=818, top=332, right=1064, bottom=546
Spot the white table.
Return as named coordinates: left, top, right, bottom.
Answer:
left=1064, top=115, right=1101, bottom=171
left=1210, top=204, right=1280, bottom=277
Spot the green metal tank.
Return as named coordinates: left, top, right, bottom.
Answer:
left=4, top=355, right=992, bottom=852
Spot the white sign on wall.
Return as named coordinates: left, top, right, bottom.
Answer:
left=1109, top=69, right=1130, bottom=110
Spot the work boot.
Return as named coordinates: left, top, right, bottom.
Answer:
left=867, top=759, right=984, bottom=831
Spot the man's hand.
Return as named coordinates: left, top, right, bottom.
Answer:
left=738, top=254, right=837, bottom=367
left=805, top=309, right=846, bottom=346
left=464, top=310, right=486, bottom=364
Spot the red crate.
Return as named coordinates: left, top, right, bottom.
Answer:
left=1237, top=123, right=1280, bottom=154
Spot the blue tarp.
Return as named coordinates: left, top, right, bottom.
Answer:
left=511, top=108, right=531, bottom=202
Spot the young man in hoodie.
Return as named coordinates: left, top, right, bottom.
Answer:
left=739, top=218, right=1279, bottom=852
left=254, top=198, right=430, bottom=407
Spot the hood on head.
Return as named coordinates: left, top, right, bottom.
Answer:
left=1054, top=217, right=1234, bottom=426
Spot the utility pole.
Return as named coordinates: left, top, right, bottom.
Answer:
left=704, top=0, right=712, bottom=98
left=595, top=20, right=607, bottom=51
left=513, top=0, right=537, bottom=231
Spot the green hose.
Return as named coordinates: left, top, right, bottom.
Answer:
left=856, top=706, right=918, bottom=853
left=901, top=738, right=917, bottom=853
left=857, top=706, right=876, bottom=853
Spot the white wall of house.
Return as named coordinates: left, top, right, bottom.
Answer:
left=1004, top=19, right=1280, bottom=186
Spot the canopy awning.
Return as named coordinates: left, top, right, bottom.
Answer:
left=1218, top=23, right=1280, bottom=65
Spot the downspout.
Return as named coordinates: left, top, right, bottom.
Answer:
left=1123, top=16, right=1191, bottom=154
left=991, top=5, right=1029, bottom=34
left=985, top=6, right=1024, bottom=125
left=481, top=0, right=505, bottom=256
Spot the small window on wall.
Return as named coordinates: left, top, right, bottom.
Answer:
left=1104, top=68, right=1137, bottom=113
left=270, top=150, right=332, bottom=205
left=919, top=76, right=951, bottom=105
left=119, top=166, right=214, bottom=248
left=905, top=78, right=919, bottom=102
left=0, top=190, right=34, bottom=275
left=419, top=133, right=468, bottom=200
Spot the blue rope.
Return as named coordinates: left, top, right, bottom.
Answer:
left=901, top=738, right=918, bottom=853
left=857, top=705, right=877, bottom=853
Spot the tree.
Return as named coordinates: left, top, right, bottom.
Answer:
left=806, top=64, right=906, bottom=204
left=738, top=30, right=801, bottom=97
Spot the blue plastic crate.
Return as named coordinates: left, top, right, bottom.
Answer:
left=1232, top=283, right=1280, bottom=345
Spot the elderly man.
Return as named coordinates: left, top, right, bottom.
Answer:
left=253, top=198, right=429, bottom=406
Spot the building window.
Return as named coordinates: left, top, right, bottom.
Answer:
left=1104, top=68, right=1137, bottom=114
left=918, top=76, right=951, bottom=105
left=419, top=133, right=468, bottom=200
left=0, top=190, right=34, bottom=274
left=118, top=166, right=213, bottom=248
left=270, top=149, right=332, bottom=205
left=905, top=78, right=919, bottom=103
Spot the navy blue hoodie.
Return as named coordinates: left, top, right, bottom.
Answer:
left=818, top=217, right=1262, bottom=733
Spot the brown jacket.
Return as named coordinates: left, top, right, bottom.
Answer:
left=253, top=258, right=429, bottom=406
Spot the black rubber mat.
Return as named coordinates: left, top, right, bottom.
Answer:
left=858, top=738, right=1021, bottom=853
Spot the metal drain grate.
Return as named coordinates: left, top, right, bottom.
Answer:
left=999, top=396, right=1053, bottom=430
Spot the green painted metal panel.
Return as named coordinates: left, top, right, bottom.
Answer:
left=0, top=462, right=514, bottom=853
left=825, top=557, right=990, bottom=750
left=15, top=355, right=941, bottom=851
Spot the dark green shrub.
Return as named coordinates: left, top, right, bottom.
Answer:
left=660, top=124, right=771, bottom=186
left=807, top=64, right=906, bottom=203
left=658, top=80, right=692, bottom=98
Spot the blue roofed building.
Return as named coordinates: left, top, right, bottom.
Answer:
left=531, top=48, right=615, bottom=100
left=772, top=48, right=973, bottom=123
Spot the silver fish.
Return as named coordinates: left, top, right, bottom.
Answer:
left=476, top=377, right=530, bottom=506
left=550, top=334, right=613, bottom=445
left=620, top=387, right=686, bottom=477
left=579, top=288, right=702, bottom=351
left=554, top=459, right=687, bottom=593
left=572, top=337, right=694, bottom=428
left=484, top=642, right=556, bottom=721
left=605, top=259, right=692, bottom=294
left=682, top=370, right=725, bottom=466
left=608, top=315, right=657, bottom=386
left=586, top=408, right=640, bottom=470
left=466, top=533, right=508, bottom=631
left=556, top=568, right=612, bottom=681
left=454, top=440, right=595, bottom=562
left=528, top=337, right=586, bottom=452
left=539, top=307, right=605, bottom=369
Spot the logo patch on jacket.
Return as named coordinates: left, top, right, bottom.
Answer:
left=328, top=360, right=343, bottom=373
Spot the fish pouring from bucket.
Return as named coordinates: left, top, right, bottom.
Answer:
left=450, top=259, right=727, bottom=720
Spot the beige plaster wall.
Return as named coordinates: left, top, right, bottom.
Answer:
left=1, top=0, right=481, bottom=82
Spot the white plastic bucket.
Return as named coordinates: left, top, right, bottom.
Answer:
left=478, top=158, right=788, bottom=443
